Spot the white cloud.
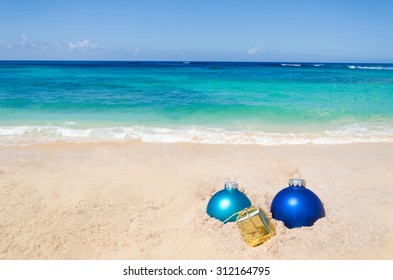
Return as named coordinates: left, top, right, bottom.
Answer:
left=131, top=48, right=140, bottom=55
left=68, top=40, right=100, bottom=51
left=13, top=35, right=52, bottom=51
left=247, top=45, right=262, bottom=55
left=20, top=35, right=29, bottom=45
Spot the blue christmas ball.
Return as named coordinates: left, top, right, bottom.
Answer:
left=207, top=180, right=251, bottom=223
left=271, top=177, right=325, bottom=228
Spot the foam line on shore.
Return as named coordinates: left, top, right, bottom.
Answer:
left=1, top=123, right=393, bottom=146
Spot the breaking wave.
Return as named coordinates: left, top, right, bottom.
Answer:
left=281, top=63, right=302, bottom=67
left=1, top=123, right=393, bottom=146
left=347, top=65, right=393, bottom=70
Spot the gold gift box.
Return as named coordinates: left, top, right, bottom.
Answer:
left=236, top=205, right=275, bottom=247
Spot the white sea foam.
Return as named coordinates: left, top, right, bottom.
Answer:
left=1, top=123, right=393, bottom=146
left=347, top=65, right=393, bottom=70
left=281, top=63, right=302, bottom=67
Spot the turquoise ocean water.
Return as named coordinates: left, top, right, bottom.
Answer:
left=1, top=61, right=393, bottom=145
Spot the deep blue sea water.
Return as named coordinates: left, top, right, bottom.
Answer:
left=1, top=61, right=393, bottom=145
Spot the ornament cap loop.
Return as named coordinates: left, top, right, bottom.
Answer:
left=292, top=171, right=302, bottom=179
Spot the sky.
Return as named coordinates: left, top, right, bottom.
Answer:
left=0, top=0, right=392, bottom=62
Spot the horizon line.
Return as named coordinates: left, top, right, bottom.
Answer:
left=1, top=59, right=393, bottom=64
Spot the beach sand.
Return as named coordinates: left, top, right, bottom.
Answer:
left=0, top=142, right=392, bottom=259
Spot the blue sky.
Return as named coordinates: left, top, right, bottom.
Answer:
left=0, top=0, right=392, bottom=62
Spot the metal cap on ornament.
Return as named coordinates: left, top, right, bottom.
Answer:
left=289, top=177, right=306, bottom=187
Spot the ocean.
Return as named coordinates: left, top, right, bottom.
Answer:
left=1, top=61, right=393, bottom=146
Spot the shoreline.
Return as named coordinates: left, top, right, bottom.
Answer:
left=2, top=121, right=393, bottom=146
left=1, top=142, right=393, bottom=259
